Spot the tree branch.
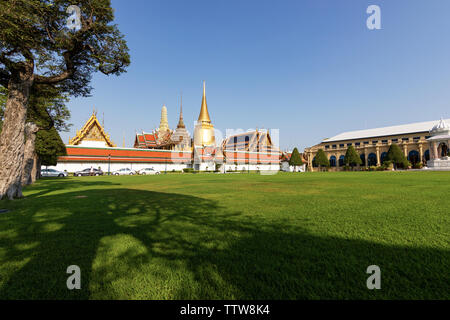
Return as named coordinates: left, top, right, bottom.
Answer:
left=0, top=51, right=16, bottom=71
left=34, top=51, right=75, bottom=84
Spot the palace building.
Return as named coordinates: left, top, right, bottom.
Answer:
left=304, top=118, right=450, bottom=171
left=55, top=82, right=281, bottom=173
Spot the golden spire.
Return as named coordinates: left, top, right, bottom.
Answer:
left=177, top=93, right=185, bottom=128
left=198, top=81, right=211, bottom=123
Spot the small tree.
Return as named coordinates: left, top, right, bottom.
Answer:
left=344, top=146, right=362, bottom=170
left=386, top=143, right=409, bottom=169
left=313, top=149, right=330, bottom=171
left=289, top=147, right=303, bottom=172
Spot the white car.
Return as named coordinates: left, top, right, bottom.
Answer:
left=41, top=168, right=68, bottom=177
left=139, top=168, right=161, bottom=175
left=112, top=168, right=136, bottom=176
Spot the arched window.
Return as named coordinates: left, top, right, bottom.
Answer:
left=360, top=154, right=365, bottom=166
left=339, top=155, right=345, bottom=167
left=330, top=156, right=337, bottom=167
left=368, top=153, right=377, bottom=166
left=408, top=150, right=420, bottom=164
left=424, top=150, right=430, bottom=161
left=380, top=152, right=388, bottom=164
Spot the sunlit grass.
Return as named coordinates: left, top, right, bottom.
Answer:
left=0, top=172, right=449, bottom=299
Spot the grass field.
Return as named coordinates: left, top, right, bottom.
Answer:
left=0, top=172, right=449, bottom=299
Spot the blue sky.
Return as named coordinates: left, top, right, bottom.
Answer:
left=61, top=0, right=450, bottom=150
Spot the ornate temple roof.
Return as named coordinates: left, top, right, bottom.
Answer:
left=222, top=130, right=278, bottom=153
left=69, top=110, right=116, bottom=147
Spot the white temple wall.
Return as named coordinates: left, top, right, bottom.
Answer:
left=47, top=161, right=281, bottom=173
left=47, top=162, right=191, bottom=173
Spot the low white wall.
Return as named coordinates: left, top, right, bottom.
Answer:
left=48, top=162, right=191, bottom=173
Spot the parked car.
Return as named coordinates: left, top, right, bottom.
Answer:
left=74, top=168, right=104, bottom=176
left=112, top=168, right=136, bottom=176
left=41, top=168, right=68, bottom=178
left=139, top=168, right=161, bottom=175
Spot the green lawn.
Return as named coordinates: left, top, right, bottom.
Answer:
left=0, top=172, right=449, bottom=299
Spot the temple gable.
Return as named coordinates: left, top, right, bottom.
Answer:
left=69, top=110, right=116, bottom=148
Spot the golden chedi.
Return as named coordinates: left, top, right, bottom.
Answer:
left=194, top=81, right=215, bottom=147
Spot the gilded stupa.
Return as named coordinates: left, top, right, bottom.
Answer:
left=194, top=81, right=215, bottom=147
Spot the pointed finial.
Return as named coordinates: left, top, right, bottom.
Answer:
left=198, top=80, right=211, bottom=122
left=177, top=91, right=186, bottom=129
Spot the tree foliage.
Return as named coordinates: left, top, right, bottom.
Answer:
left=36, top=127, right=67, bottom=166
left=386, top=143, right=410, bottom=169
left=344, top=145, right=362, bottom=168
left=0, top=0, right=130, bottom=93
left=289, top=147, right=303, bottom=168
left=313, top=149, right=330, bottom=169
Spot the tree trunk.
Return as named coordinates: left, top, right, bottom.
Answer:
left=22, top=123, right=39, bottom=186
left=33, top=155, right=41, bottom=183
left=0, top=77, right=32, bottom=200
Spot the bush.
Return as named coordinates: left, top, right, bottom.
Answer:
left=386, top=144, right=409, bottom=169
left=183, top=168, right=194, bottom=173
left=412, top=162, right=423, bottom=169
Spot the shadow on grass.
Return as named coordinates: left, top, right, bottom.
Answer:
left=0, top=188, right=448, bottom=299
left=22, top=177, right=121, bottom=198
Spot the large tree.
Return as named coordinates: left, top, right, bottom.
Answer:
left=1, top=82, right=72, bottom=186
left=289, top=147, right=303, bottom=172
left=0, top=0, right=130, bottom=199
left=344, top=145, right=362, bottom=170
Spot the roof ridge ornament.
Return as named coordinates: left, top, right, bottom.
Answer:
left=431, top=117, right=450, bottom=133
